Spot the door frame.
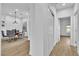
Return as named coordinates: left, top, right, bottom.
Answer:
left=58, top=16, right=72, bottom=41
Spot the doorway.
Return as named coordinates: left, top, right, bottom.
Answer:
left=59, top=17, right=71, bottom=43
left=53, top=16, right=76, bottom=55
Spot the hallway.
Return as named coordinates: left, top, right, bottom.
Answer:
left=0, top=3, right=79, bottom=56
left=50, top=36, right=78, bottom=56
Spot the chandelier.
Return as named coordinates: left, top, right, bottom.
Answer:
left=13, top=9, right=18, bottom=24
left=9, top=9, right=29, bottom=24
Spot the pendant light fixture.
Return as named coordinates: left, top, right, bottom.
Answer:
left=13, top=9, right=18, bottom=24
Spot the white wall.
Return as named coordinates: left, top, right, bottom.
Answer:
left=48, top=6, right=60, bottom=56
left=47, top=7, right=54, bottom=55
left=77, top=14, right=79, bottom=44
left=73, top=4, right=79, bottom=54
left=29, top=4, right=56, bottom=56
left=70, top=4, right=79, bottom=46
left=73, top=4, right=79, bottom=44
left=60, top=17, right=70, bottom=36
left=57, top=8, right=73, bottom=18
left=29, top=4, right=44, bottom=56
left=74, top=13, right=79, bottom=44
left=0, top=4, right=2, bottom=38
left=73, top=4, right=79, bottom=14
left=0, top=3, right=1, bottom=56
left=76, top=13, right=79, bottom=54
left=53, top=7, right=60, bottom=49
left=43, top=6, right=55, bottom=56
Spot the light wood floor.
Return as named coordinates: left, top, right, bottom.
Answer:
left=1, top=38, right=30, bottom=56
left=50, top=36, right=78, bottom=56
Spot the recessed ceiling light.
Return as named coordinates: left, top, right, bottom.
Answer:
left=62, top=3, right=66, bottom=6
left=66, top=25, right=71, bottom=27
left=15, top=9, right=18, bottom=11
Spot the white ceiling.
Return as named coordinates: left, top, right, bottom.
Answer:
left=1, top=3, right=75, bottom=16
left=49, top=3, right=75, bottom=11
left=1, top=3, right=31, bottom=17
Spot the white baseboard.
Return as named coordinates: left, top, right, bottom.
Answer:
left=49, top=38, right=60, bottom=55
